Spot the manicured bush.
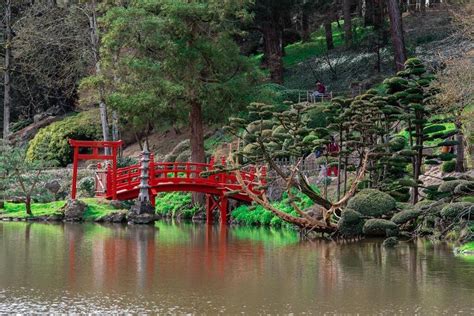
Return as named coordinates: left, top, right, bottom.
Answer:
left=363, top=219, right=399, bottom=237
left=391, top=209, right=421, bottom=225
left=438, top=180, right=469, bottom=193
left=347, top=189, right=397, bottom=217
left=441, top=160, right=456, bottom=173
left=440, top=202, right=474, bottom=219
left=338, top=209, right=365, bottom=237
left=27, top=110, right=102, bottom=166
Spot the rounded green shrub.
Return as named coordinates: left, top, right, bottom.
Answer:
left=338, top=209, right=365, bottom=237
left=440, top=202, right=474, bottom=219
left=27, top=110, right=102, bottom=166
left=441, top=160, right=456, bottom=173
left=438, top=180, right=469, bottom=193
left=391, top=209, right=421, bottom=225
left=363, top=219, right=399, bottom=237
left=347, top=189, right=397, bottom=217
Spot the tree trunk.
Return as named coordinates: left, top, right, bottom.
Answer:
left=387, top=0, right=407, bottom=71
left=343, top=0, right=353, bottom=46
left=25, top=195, right=32, bottom=216
left=190, top=99, right=206, bottom=205
left=324, top=20, right=334, bottom=50
left=262, top=21, right=284, bottom=84
left=301, top=10, right=311, bottom=42
left=3, top=0, right=12, bottom=140
left=89, top=0, right=110, bottom=146
left=455, top=122, right=465, bottom=172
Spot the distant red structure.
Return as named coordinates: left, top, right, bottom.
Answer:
left=69, top=140, right=265, bottom=224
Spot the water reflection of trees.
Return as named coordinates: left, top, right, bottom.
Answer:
left=1, top=222, right=473, bottom=308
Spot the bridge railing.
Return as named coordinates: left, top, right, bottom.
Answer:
left=105, top=157, right=266, bottom=198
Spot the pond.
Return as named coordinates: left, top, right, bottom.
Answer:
left=0, top=221, right=473, bottom=314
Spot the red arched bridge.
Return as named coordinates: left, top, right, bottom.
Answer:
left=69, top=140, right=266, bottom=224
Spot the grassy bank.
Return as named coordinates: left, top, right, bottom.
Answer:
left=0, top=198, right=118, bottom=221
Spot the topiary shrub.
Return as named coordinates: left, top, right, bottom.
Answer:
left=438, top=180, right=469, bottom=193
left=440, top=202, right=474, bottom=219
left=338, top=209, right=365, bottom=237
left=363, top=219, right=399, bottom=237
left=441, top=160, right=456, bottom=173
left=27, top=110, right=102, bottom=166
left=391, top=209, right=421, bottom=225
left=347, top=189, right=397, bottom=217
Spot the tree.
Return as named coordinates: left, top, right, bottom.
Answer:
left=101, top=1, right=257, bottom=168
left=2, top=0, right=12, bottom=139
left=0, top=141, right=53, bottom=215
left=11, top=2, right=92, bottom=120
left=433, top=57, right=473, bottom=172
left=387, top=0, right=407, bottom=70
left=343, top=0, right=353, bottom=46
left=252, top=0, right=298, bottom=84
left=225, top=102, right=371, bottom=233
left=384, top=58, right=438, bottom=203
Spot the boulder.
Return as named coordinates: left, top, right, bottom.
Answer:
left=438, top=180, right=469, bottom=193
left=391, top=209, right=421, bottom=225
left=347, top=189, right=397, bottom=217
left=363, top=219, right=399, bottom=237
left=110, top=200, right=127, bottom=209
left=63, top=199, right=88, bottom=222
left=338, top=209, right=365, bottom=237
left=128, top=200, right=156, bottom=224
left=45, top=180, right=61, bottom=195
left=96, top=211, right=127, bottom=223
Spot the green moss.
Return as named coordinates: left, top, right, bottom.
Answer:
left=391, top=209, right=421, bottom=225
left=338, top=209, right=365, bottom=237
left=440, top=202, right=474, bottom=219
left=363, top=219, right=399, bottom=237
left=438, top=180, right=469, bottom=193
left=347, top=189, right=397, bottom=217
left=27, top=110, right=102, bottom=166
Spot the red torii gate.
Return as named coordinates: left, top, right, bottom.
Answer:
left=69, top=139, right=123, bottom=200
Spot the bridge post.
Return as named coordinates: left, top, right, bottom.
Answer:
left=128, top=143, right=155, bottom=224
left=205, top=194, right=229, bottom=225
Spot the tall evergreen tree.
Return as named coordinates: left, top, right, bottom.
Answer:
left=101, top=0, right=257, bottom=165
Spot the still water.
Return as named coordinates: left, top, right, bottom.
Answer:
left=0, top=221, right=473, bottom=314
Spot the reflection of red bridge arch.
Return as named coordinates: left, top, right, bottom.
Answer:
left=69, top=140, right=266, bottom=224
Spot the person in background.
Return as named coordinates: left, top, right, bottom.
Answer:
left=312, top=80, right=326, bottom=99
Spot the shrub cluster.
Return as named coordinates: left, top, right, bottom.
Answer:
left=27, top=110, right=102, bottom=166
left=347, top=189, right=397, bottom=217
